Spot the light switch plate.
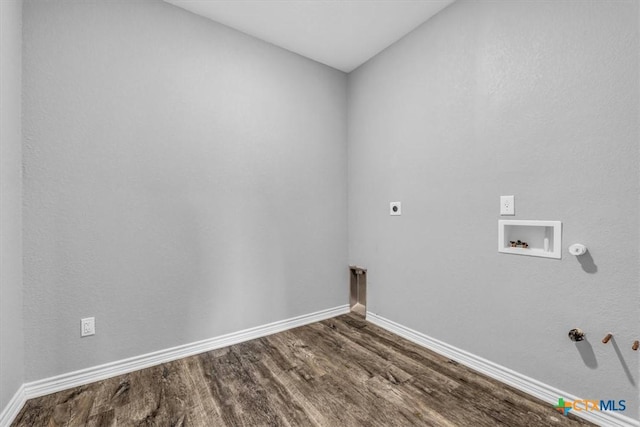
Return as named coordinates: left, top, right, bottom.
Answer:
left=390, top=202, right=401, bottom=216
left=500, top=195, right=515, bottom=215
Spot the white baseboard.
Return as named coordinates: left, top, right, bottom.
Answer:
left=0, top=384, right=26, bottom=427
left=366, top=311, right=639, bottom=427
left=9, top=306, right=633, bottom=427
left=0, top=304, right=350, bottom=426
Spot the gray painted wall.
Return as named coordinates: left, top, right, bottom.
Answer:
left=15, top=0, right=640, bottom=420
left=348, top=0, right=639, bottom=418
left=0, top=0, right=25, bottom=411
left=22, top=0, right=347, bottom=381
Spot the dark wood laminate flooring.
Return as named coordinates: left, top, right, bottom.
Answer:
left=13, top=314, right=593, bottom=426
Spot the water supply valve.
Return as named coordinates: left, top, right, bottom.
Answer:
left=568, top=328, right=585, bottom=342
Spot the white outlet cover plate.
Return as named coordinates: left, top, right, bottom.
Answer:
left=500, top=195, right=515, bottom=215
left=81, top=317, right=95, bottom=337
left=390, top=201, right=402, bottom=216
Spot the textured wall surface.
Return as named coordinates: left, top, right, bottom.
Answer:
left=348, top=0, right=639, bottom=418
left=18, top=0, right=640, bottom=420
left=0, top=0, right=25, bottom=411
left=23, top=0, right=347, bottom=381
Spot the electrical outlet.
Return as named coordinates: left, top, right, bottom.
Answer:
left=81, top=317, right=95, bottom=337
left=390, top=201, right=401, bottom=216
left=500, top=195, right=515, bottom=215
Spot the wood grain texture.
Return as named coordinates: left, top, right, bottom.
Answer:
left=13, top=314, right=593, bottom=426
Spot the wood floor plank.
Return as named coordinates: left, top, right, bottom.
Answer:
left=326, top=316, right=584, bottom=426
left=326, top=316, right=580, bottom=425
left=85, top=408, right=116, bottom=427
left=12, top=314, right=594, bottom=427
left=299, top=321, right=507, bottom=426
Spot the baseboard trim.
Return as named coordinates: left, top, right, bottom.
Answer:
left=0, top=384, right=26, bottom=427
left=9, top=306, right=634, bottom=426
left=22, top=304, right=349, bottom=403
left=366, top=311, right=639, bottom=427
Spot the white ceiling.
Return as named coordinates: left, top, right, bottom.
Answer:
left=163, top=0, right=455, bottom=72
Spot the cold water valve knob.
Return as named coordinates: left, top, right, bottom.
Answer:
left=568, top=328, right=585, bottom=342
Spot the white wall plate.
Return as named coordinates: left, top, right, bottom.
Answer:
left=390, top=202, right=401, bottom=216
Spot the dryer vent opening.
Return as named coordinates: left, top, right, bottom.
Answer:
left=349, top=266, right=367, bottom=318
